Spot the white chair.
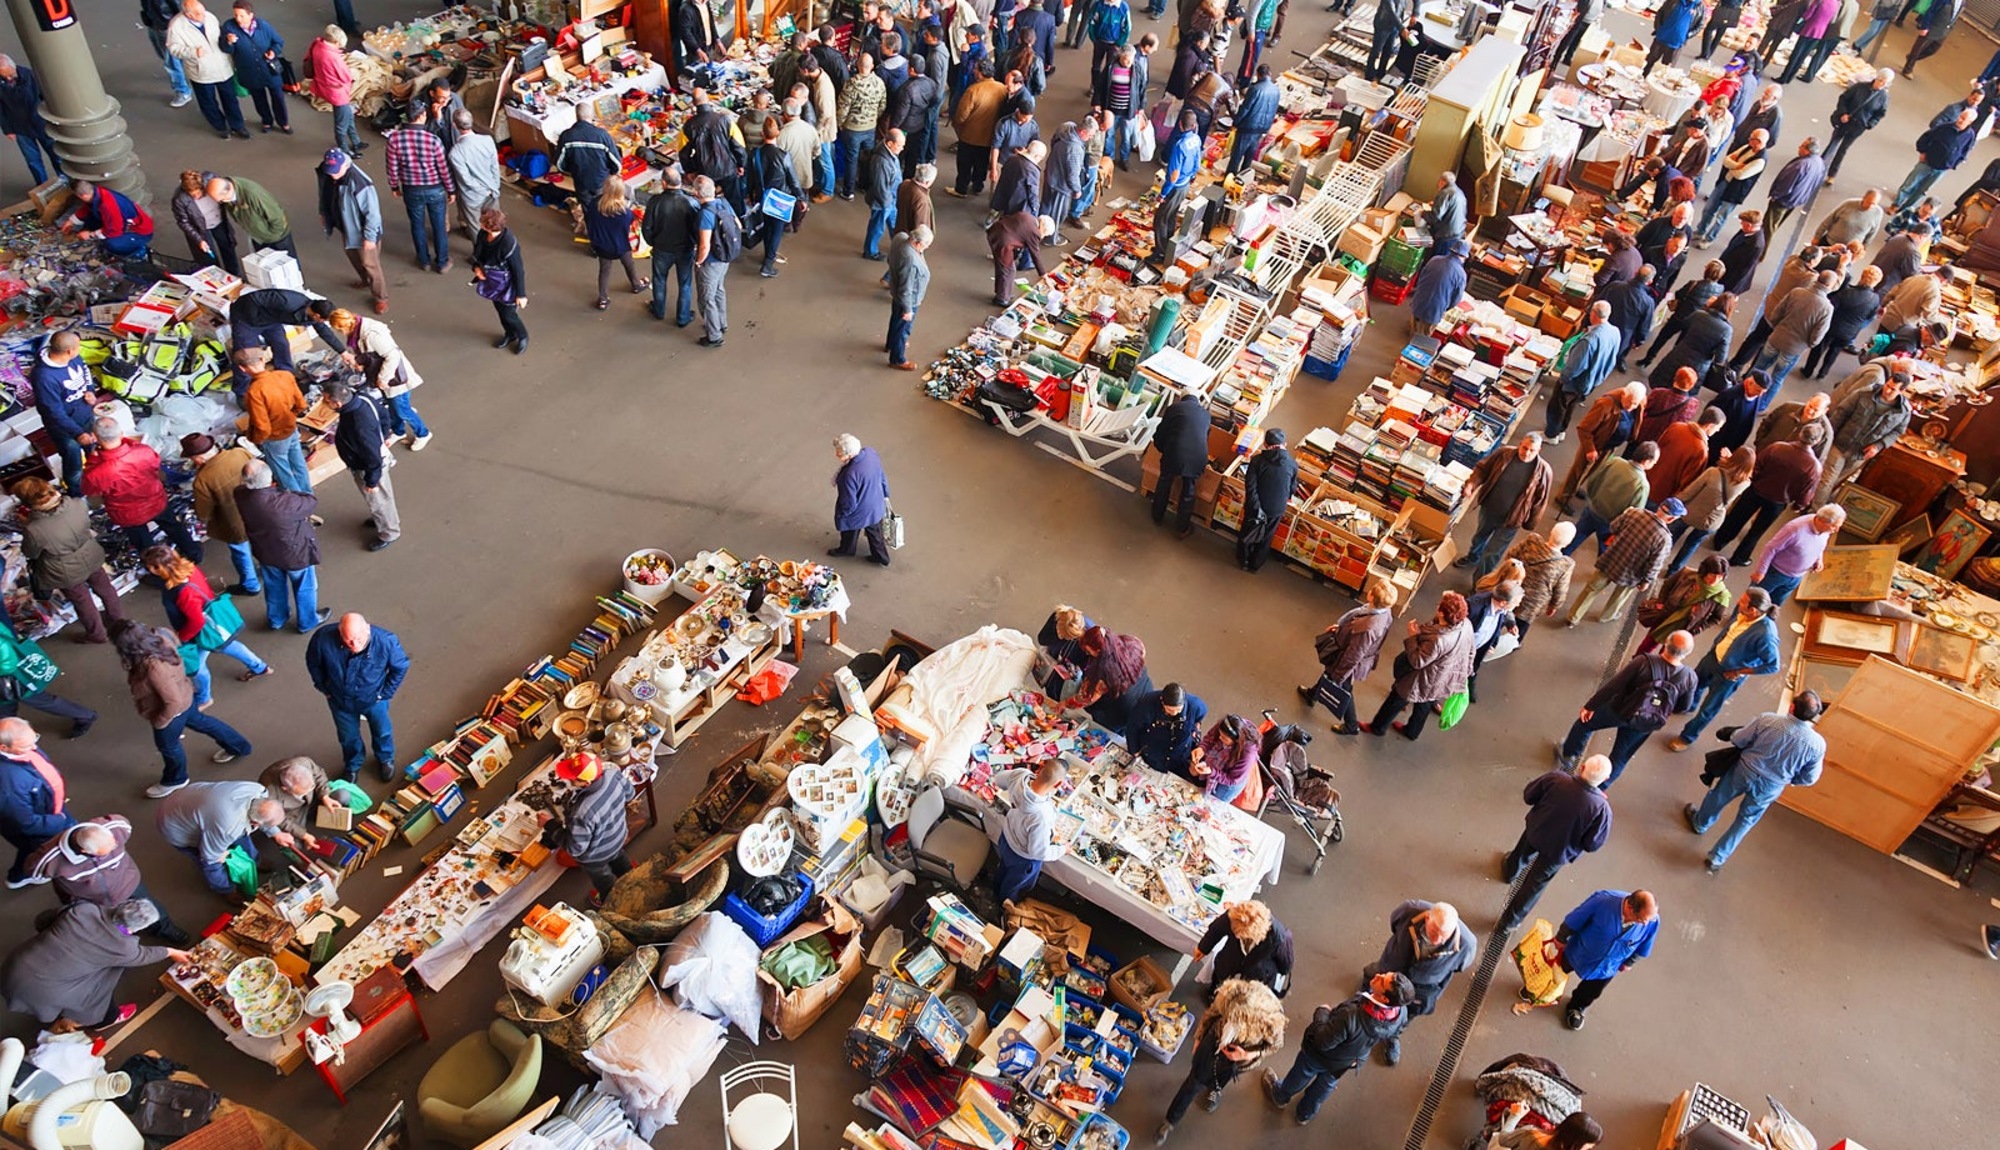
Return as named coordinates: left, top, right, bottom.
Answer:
left=720, top=1061, right=798, bottom=1150
left=906, top=785, right=992, bottom=894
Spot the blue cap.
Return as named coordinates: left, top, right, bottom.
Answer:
left=1662, top=497, right=1687, bottom=517
left=322, top=149, right=349, bottom=172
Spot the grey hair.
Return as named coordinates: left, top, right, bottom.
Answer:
left=109, top=899, right=160, bottom=934
left=1577, top=755, right=1613, bottom=786
left=0, top=717, right=35, bottom=751
left=453, top=109, right=475, bottom=131
left=73, top=824, right=116, bottom=854
left=1589, top=300, right=1611, bottom=321
left=1548, top=520, right=1577, bottom=547
left=249, top=798, right=287, bottom=826
left=914, top=163, right=937, bottom=185
left=1815, top=503, right=1847, bottom=525
left=834, top=433, right=862, bottom=459
left=691, top=174, right=716, bottom=197
left=323, top=25, right=346, bottom=45
left=242, top=459, right=274, bottom=489
left=1491, top=581, right=1523, bottom=609
left=275, top=757, right=316, bottom=793
left=910, top=225, right=934, bottom=247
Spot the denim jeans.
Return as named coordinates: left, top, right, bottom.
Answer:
left=815, top=141, right=835, bottom=195
left=384, top=392, right=430, bottom=439
left=13, top=131, right=60, bottom=186
left=259, top=432, right=312, bottom=493
left=1565, top=506, right=1614, bottom=556
left=1677, top=668, right=1744, bottom=742
left=995, top=835, right=1041, bottom=902
left=154, top=704, right=254, bottom=786
left=1696, top=191, right=1737, bottom=243
left=1852, top=16, right=1890, bottom=50
left=1112, top=114, right=1137, bottom=163
left=1077, top=165, right=1100, bottom=218
left=887, top=309, right=915, bottom=364
left=225, top=541, right=262, bottom=594
left=1561, top=715, right=1655, bottom=786
left=331, top=103, right=362, bottom=152
left=260, top=565, right=320, bottom=631
left=1465, top=514, right=1516, bottom=577
left=1268, top=1051, right=1348, bottom=1122
left=191, top=80, right=246, bottom=135
left=864, top=203, right=896, bottom=257
left=122, top=517, right=204, bottom=564
left=403, top=184, right=450, bottom=269
left=651, top=250, right=695, bottom=325
left=1752, top=568, right=1803, bottom=606
left=330, top=699, right=396, bottom=778
left=192, top=639, right=270, bottom=708
left=1752, top=344, right=1802, bottom=391
left=147, top=27, right=192, bottom=98
left=1665, top=525, right=1710, bottom=575
left=838, top=129, right=875, bottom=195
left=1690, top=762, right=1789, bottom=866
left=55, top=435, right=83, bottom=495
left=1895, top=162, right=1945, bottom=211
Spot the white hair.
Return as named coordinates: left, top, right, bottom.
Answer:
left=250, top=798, right=287, bottom=826
left=242, top=459, right=274, bottom=489
left=914, top=163, right=937, bottom=185
left=1578, top=755, right=1613, bottom=785
left=910, top=225, right=934, bottom=247
left=109, top=899, right=160, bottom=934
left=0, top=717, right=33, bottom=751
left=834, top=433, right=862, bottom=460
left=1549, top=520, right=1577, bottom=547
left=73, top=824, right=116, bottom=854
left=1815, top=504, right=1847, bottom=525
left=323, top=24, right=346, bottom=45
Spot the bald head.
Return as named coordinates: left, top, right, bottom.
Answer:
left=0, top=717, right=35, bottom=752
left=1663, top=630, right=1695, bottom=660
left=339, top=613, right=372, bottom=653
left=73, top=824, right=116, bottom=855
left=1577, top=755, right=1613, bottom=786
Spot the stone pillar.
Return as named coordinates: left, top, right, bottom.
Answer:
left=2, top=0, right=148, bottom=204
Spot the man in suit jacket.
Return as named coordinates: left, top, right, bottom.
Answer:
left=1152, top=387, right=1211, bottom=537
left=1667, top=588, right=1779, bottom=749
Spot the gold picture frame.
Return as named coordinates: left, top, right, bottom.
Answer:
left=1836, top=486, right=1900, bottom=543
left=1884, top=514, right=1935, bottom=558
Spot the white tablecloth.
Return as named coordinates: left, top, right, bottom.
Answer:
left=503, top=64, right=668, bottom=141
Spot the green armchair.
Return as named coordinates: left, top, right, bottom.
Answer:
left=417, top=1019, right=544, bottom=1147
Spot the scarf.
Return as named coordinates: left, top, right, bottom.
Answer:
left=17, top=748, right=63, bottom=814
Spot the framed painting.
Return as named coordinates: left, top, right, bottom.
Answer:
left=1836, top=486, right=1899, bottom=542
left=1884, top=514, right=1934, bottom=558
left=1908, top=624, right=1980, bottom=683
left=1913, top=508, right=1994, bottom=582
left=1797, top=545, right=1902, bottom=603
left=1802, top=609, right=1911, bottom=666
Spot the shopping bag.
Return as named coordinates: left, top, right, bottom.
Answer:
left=1484, top=628, right=1522, bottom=662
left=760, top=187, right=798, bottom=223
left=881, top=502, right=906, bottom=550
left=1135, top=117, right=1158, bottom=163
left=223, top=845, right=259, bottom=899
left=1149, top=98, right=1175, bottom=145
left=1437, top=689, right=1471, bottom=730
left=735, top=659, right=801, bottom=705
left=326, top=778, right=374, bottom=812
left=1511, top=919, right=1568, bottom=1007
left=195, top=593, right=245, bottom=651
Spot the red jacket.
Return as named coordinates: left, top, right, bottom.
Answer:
left=80, top=440, right=168, bottom=527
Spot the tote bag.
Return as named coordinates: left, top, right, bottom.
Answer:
left=195, top=593, right=245, bottom=650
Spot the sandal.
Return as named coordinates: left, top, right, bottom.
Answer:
left=238, top=666, right=273, bottom=682
left=595, top=298, right=610, bottom=310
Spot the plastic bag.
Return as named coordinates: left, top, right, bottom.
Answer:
left=1437, top=689, right=1471, bottom=731
left=657, top=912, right=763, bottom=1043
left=735, top=659, right=799, bottom=705
left=1136, top=117, right=1158, bottom=163
left=1511, top=919, right=1568, bottom=1007
left=222, top=845, right=259, bottom=899
left=326, top=778, right=373, bottom=812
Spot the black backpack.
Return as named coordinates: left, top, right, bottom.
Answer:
left=1625, top=657, right=1679, bottom=730
left=707, top=201, right=743, bottom=263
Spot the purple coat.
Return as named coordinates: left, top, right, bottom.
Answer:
left=835, top=447, right=890, bottom=531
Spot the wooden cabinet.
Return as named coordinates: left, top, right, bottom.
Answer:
left=1856, top=436, right=1966, bottom=529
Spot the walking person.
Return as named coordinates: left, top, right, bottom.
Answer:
left=315, top=148, right=388, bottom=314
left=1851, top=0, right=1901, bottom=53
left=1751, top=270, right=1837, bottom=389
left=988, top=208, right=1045, bottom=305
left=1555, top=632, right=1700, bottom=787
left=237, top=347, right=311, bottom=494
left=1667, top=587, right=1780, bottom=750
left=385, top=104, right=455, bottom=274
left=0, top=56, right=63, bottom=186
left=1641, top=556, right=1735, bottom=658
left=1299, top=578, right=1396, bottom=735
left=142, top=0, right=196, bottom=107
left=331, top=309, right=432, bottom=451
left=1151, top=386, right=1211, bottom=536
left=1696, top=130, right=1770, bottom=245
left=746, top=118, right=806, bottom=279
left=1359, top=900, right=1476, bottom=1065
left=181, top=435, right=259, bottom=596
left=1684, top=692, right=1826, bottom=871
left=1639, top=261, right=1727, bottom=370
left=1777, top=0, right=1840, bottom=82
left=109, top=619, right=252, bottom=799
left=1717, top=211, right=1767, bottom=296
left=1501, top=523, right=1577, bottom=647
left=1818, top=370, right=1910, bottom=500
left=1712, top=431, right=1821, bottom=566
left=1822, top=70, right=1892, bottom=178
left=81, top=418, right=204, bottom=562
left=829, top=434, right=893, bottom=566
left=307, top=613, right=408, bottom=783
left=1260, top=973, right=1414, bottom=1124
left=1647, top=0, right=1706, bottom=72
left=991, top=758, right=1065, bottom=904
left=447, top=111, right=499, bottom=240
left=473, top=207, right=529, bottom=354
left=1496, top=756, right=1614, bottom=935
left=1238, top=428, right=1298, bottom=572
left=1456, top=436, right=1552, bottom=576
left=330, top=379, right=401, bottom=552
left=1155, top=978, right=1287, bottom=1145
left=144, top=546, right=270, bottom=709
left=1192, top=900, right=1293, bottom=1000
left=168, top=0, right=249, bottom=139
left=1804, top=265, right=1883, bottom=380
left=1554, top=383, right=1648, bottom=513
left=886, top=227, right=933, bottom=371
left=306, top=26, right=362, bottom=154
left=0, top=719, right=74, bottom=888
left=0, top=620, right=95, bottom=737
left=536, top=752, right=634, bottom=906
left=1901, top=0, right=1964, bottom=76
left=951, top=61, right=1005, bottom=197
left=691, top=175, right=740, bottom=349
left=169, top=169, right=240, bottom=276
left=1361, top=592, right=1475, bottom=740
left=1665, top=457, right=1753, bottom=574
left=219, top=1, right=290, bottom=134
left=1760, top=139, right=1826, bottom=239
left=1565, top=500, right=1684, bottom=625
left=22, top=815, right=194, bottom=945
left=233, top=461, right=324, bottom=633
left=13, top=479, right=126, bottom=645
left=1748, top=504, right=1844, bottom=606
left=1895, top=108, right=1977, bottom=212
left=1523, top=890, right=1659, bottom=1030
left=1543, top=302, right=1620, bottom=442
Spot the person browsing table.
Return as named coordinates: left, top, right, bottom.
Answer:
left=992, top=757, right=1066, bottom=904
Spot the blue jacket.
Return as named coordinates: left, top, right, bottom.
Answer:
left=0, top=753, right=72, bottom=860
left=306, top=624, right=410, bottom=713
left=1698, top=613, right=1779, bottom=678
left=835, top=447, right=890, bottom=531
left=1520, top=769, right=1612, bottom=864
left=1560, top=890, right=1658, bottom=981
left=1162, top=128, right=1201, bottom=194
left=1409, top=249, right=1467, bottom=328
left=1089, top=0, right=1131, bottom=45
left=1236, top=79, right=1281, bottom=134
left=219, top=15, right=286, bottom=86
left=1653, top=0, right=1704, bottom=49
left=1558, top=322, right=1622, bottom=397
left=0, top=66, right=45, bottom=136
left=1124, top=690, right=1208, bottom=776
left=1915, top=122, right=1977, bottom=172
left=30, top=351, right=95, bottom=442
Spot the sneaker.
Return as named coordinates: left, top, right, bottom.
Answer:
left=66, top=721, right=93, bottom=739
left=1683, top=803, right=1703, bottom=833
left=169, top=92, right=193, bottom=108
left=1200, top=1089, right=1220, bottom=1112
left=1154, top=1123, right=1174, bottom=1146
left=1382, top=1036, right=1401, bottom=1066
left=89, top=1004, right=138, bottom=1033
left=378, top=760, right=398, bottom=782
left=1260, top=1069, right=1285, bottom=1108
left=409, top=433, right=433, bottom=452
left=1704, top=857, right=1723, bottom=874
left=1554, top=745, right=1578, bottom=770
left=146, top=781, right=188, bottom=799
left=212, top=749, right=240, bottom=764
left=1982, top=924, right=2000, bottom=959
left=1563, top=1007, right=1586, bottom=1031
left=4, top=875, right=34, bottom=890
left=1667, top=737, right=1693, bottom=752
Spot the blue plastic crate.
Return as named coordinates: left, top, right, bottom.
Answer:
left=1303, top=342, right=1355, bottom=381
left=1068, top=1113, right=1130, bottom=1150
left=719, top=872, right=816, bottom=949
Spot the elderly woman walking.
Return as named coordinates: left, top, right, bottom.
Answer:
left=1192, top=900, right=1294, bottom=1001
left=1299, top=576, right=1396, bottom=735
left=1501, top=522, right=1577, bottom=648
left=1360, top=591, right=1476, bottom=740
left=829, top=434, right=892, bottom=566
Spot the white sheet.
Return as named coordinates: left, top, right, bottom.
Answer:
left=898, top=625, right=1039, bottom=788
left=583, top=991, right=727, bottom=1138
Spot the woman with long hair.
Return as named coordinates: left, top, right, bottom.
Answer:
left=1069, top=625, right=1153, bottom=730
left=330, top=308, right=432, bottom=450
left=1665, top=445, right=1755, bottom=574
left=1361, top=591, right=1476, bottom=740
left=141, top=545, right=269, bottom=710
left=585, top=178, right=647, bottom=309
left=109, top=618, right=253, bottom=798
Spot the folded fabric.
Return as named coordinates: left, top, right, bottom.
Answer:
left=760, top=935, right=836, bottom=990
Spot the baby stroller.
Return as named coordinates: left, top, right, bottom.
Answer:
left=1254, top=711, right=1343, bottom=876
left=1465, top=1052, right=1586, bottom=1149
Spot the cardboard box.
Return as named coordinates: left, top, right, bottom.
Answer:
left=757, top=901, right=866, bottom=1041
left=242, top=248, right=304, bottom=291
left=1337, top=222, right=1387, bottom=264
left=1107, top=956, right=1173, bottom=1014
left=1540, top=303, right=1583, bottom=339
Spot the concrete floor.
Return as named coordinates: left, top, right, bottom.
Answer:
left=1, top=4, right=1997, bottom=1148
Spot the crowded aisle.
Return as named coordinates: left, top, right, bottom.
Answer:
left=0, top=1, right=1993, bottom=1149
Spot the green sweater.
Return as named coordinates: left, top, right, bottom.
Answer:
left=226, top=176, right=290, bottom=244
left=1582, top=458, right=1650, bottom=521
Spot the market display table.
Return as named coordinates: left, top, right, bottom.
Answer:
left=307, top=967, right=429, bottom=1105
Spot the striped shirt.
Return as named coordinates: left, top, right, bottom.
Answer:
left=384, top=126, right=452, bottom=192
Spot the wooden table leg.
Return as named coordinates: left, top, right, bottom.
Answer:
left=792, top=619, right=806, bottom=662
left=828, top=614, right=840, bottom=649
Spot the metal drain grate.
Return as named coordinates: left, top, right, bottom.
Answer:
left=1400, top=886, right=1519, bottom=1150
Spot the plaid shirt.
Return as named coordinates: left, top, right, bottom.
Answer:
left=384, top=126, right=452, bottom=192
left=1597, top=508, right=1673, bottom=588
left=1883, top=205, right=1941, bottom=248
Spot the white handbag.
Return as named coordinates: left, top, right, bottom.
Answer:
left=880, top=502, right=905, bottom=550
